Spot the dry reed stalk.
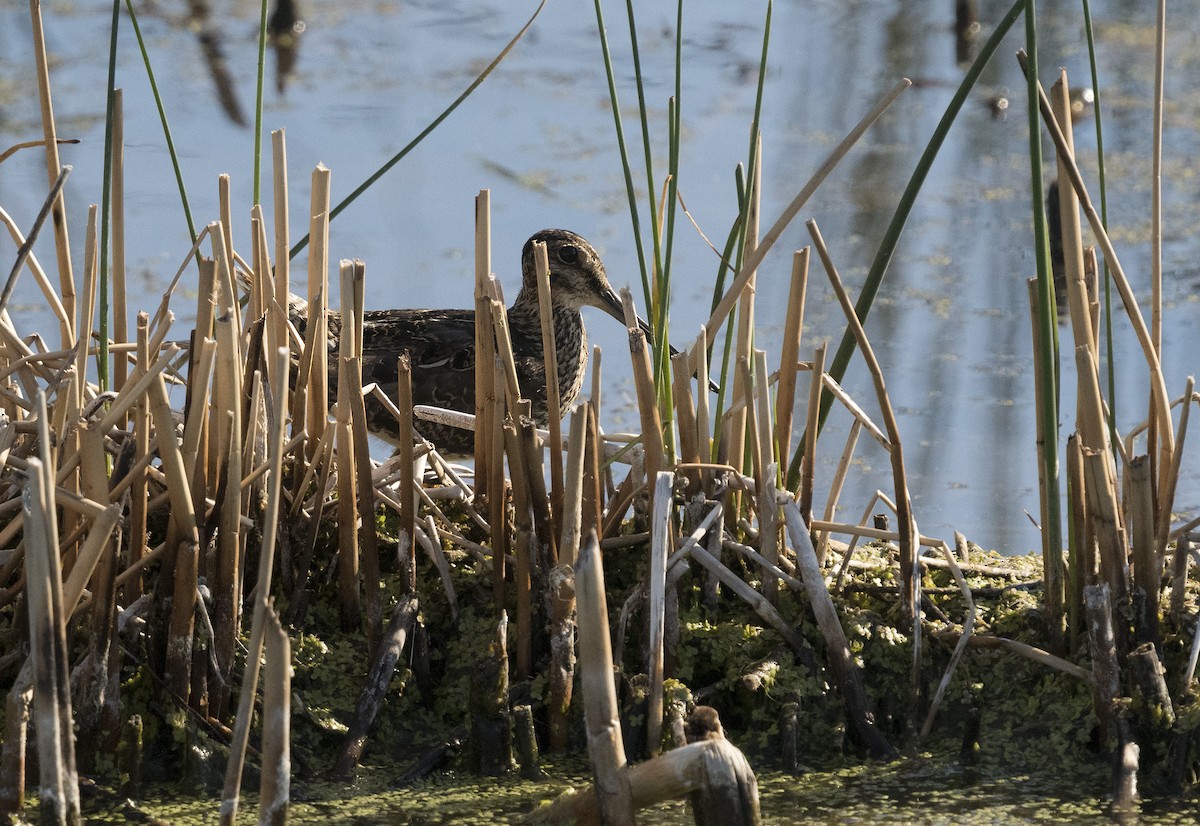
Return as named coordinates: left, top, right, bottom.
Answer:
left=519, top=414, right=556, bottom=571
left=1067, top=434, right=1090, bottom=651
left=219, top=176, right=234, bottom=287
left=271, top=129, right=291, bottom=363
left=417, top=516, right=459, bottom=619
left=583, top=394, right=604, bottom=536
left=622, top=288, right=665, bottom=479
left=809, top=220, right=918, bottom=622
left=149, top=370, right=200, bottom=701
left=670, top=350, right=701, bottom=494
left=0, top=201, right=73, bottom=342
left=575, top=532, right=635, bottom=823
left=799, top=344, right=825, bottom=527
left=775, top=248, right=809, bottom=462
left=124, top=315, right=156, bottom=602
left=489, top=357, right=508, bottom=614
left=76, top=421, right=118, bottom=759
left=213, top=232, right=246, bottom=715
left=505, top=416, right=534, bottom=679
left=1050, top=73, right=1093, bottom=354
left=1160, top=376, right=1195, bottom=558
left=306, top=165, right=332, bottom=454
left=700, top=79, right=910, bottom=344
left=694, top=327, right=711, bottom=462
left=488, top=289, right=522, bottom=408
left=342, top=260, right=381, bottom=650
left=1129, top=455, right=1159, bottom=641
left=474, top=190, right=495, bottom=498
left=783, top=500, right=897, bottom=759
left=1021, top=55, right=1175, bottom=463
left=249, top=206, right=270, bottom=325
left=111, top=88, right=127, bottom=392
left=753, top=349, right=779, bottom=603
left=258, top=606, right=291, bottom=826
left=817, top=418, right=862, bottom=564
left=533, top=240, right=565, bottom=537
left=221, top=347, right=290, bottom=824
left=932, top=630, right=1094, bottom=684
left=28, top=0, right=75, bottom=343
left=334, top=383, right=361, bottom=632
left=646, top=470, right=674, bottom=757
left=396, top=353, right=417, bottom=592
left=0, top=670, right=32, bottom=819
left=24, top=451, right=81, bottom=825
left=1084, top=445, right=1131, bottom=616
left=546, top=557, right=576, bottom=754
left=560, top=404, right=588, bottom=567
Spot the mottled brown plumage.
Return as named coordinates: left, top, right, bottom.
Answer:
left=293, top=229, right=642, bottom=454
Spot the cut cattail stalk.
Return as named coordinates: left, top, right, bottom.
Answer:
left=474, top=190, right=494, bottom=500
left=799, top=344, right=825, bottom=526
left=271, top=129, right=291, bottom=370
left=753, top=349, right=779, bottom=604
left=306, top=165, right=332, bottom=454
left=575, top=532, right=634, bottom=823
left=257, top=607, right=291, bottom=826
left=533, top=240, right=565, bottom=539
left=646, top=471, right=674, bottom=757
left=1129, top=456, right=1158, bottom=642
left=775, top=248, right=808, bottom=462
left=623, top=287, right=665, bottom=479
left=396, top=353, right=416, bottom=593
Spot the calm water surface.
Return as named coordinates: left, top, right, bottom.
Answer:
left=2, top=0, right=1198, bottom=553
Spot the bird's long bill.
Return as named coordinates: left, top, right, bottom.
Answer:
left=595, top=286, right=655, bottom=340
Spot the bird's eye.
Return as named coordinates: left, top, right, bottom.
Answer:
left=557, top=244, right=580, bottom=265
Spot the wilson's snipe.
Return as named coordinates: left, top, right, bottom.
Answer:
left=292, top=229, right=647, bottom=454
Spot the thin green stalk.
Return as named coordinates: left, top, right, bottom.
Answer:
left=621, top=0, right=661, bottom=315
left=291, top=0, right=547, bottom=260
left=592, top=0, right=651, bottom=315
left=98, top=0, right=121, bottom=391
left=125, top=0, right=199, bottom=258
left=1080, top=0, right=1115, bottom=446
left=787, top=0, right=1026, bottom=489
left=253, top=0, right=269, bottom=207
left=1023, top=0, right=1063, bottom=558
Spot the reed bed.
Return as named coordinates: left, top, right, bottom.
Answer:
left=4, top=0, right=1200, bottom=823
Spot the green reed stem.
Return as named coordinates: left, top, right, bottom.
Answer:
left=1023, top=0, right=1063, bottom=558
left=786, top=0, right=1026, bottom=490
left=125, top=0, right=199, bottom=258
left=97, top=0, right=121, bottom=391
left=253, top=0, right=269, bottom=208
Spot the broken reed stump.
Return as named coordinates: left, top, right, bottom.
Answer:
left=469, top=611, right=514, bottom=776
left=783, top=500, right=897, bottom=761
left=333, top=596, right=419, bottom=780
